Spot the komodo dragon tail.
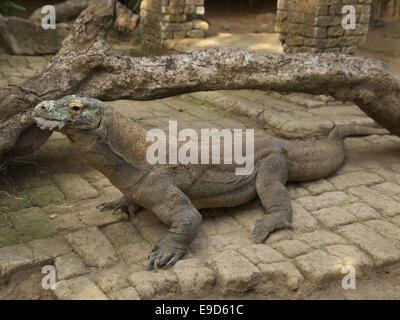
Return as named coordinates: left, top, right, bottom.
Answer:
left=281, top=125, right=389, bottom=182
left=328, top=125, right=389, bottom=139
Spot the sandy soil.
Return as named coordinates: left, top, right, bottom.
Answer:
left=205, top=1, right=277, bottom=35
left=1, top=264, right=399, bottom=300
left=356, top=20, right=400, bottom=79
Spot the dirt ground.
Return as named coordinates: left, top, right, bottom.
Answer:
left=1, top=263, right=399, bottom=300
left=205, top=1, right=277, bottom=35
left=356, top=20, right=400, bottom=79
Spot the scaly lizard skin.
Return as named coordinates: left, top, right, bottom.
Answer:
left=33, top=96, right=387, bottom=270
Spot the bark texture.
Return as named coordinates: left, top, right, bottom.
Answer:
left=0, top=0, right=399, bottom=159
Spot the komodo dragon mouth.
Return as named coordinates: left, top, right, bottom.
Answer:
left=34, top=117, right=66, bottom=130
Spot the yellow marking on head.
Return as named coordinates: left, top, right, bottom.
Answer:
left=68, top=100, right=84, bottom=110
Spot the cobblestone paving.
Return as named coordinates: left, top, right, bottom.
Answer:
left=1, top=53, right=400, bottom=299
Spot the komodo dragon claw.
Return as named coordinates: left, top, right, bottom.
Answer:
left=147, top=243, right=186, bottom=272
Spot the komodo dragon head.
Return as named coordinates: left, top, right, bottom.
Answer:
left=34, top=95, right=104, bottom=131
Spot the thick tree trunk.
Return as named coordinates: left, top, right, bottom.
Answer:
left=0, top=0, right=399, bottom=159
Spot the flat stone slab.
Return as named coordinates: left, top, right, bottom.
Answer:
left=28, top=184, right=65, bottom=207
left=312, top=207, right=358, bottom=228
left=296, top=230, right=347, bottom=248
left=348, top=186, right=400, bottom=217
left=344, top=203, right=380, bottom=221
left=65, top=227, right=119, bottom=268
left=111, top=287, right=141, bottom=300
left=294, top=250, right=343, bottom=284
left=0, top=244, right=34, bottom=280
left=95, top=264, right=131, bottom=293
left=325, top=245, right=374, bottom=276
left=9, top=207, right=56, bottom=243
left=337, top=223, right=400, bottom=267
left=291, top=203, right=320, bottom=233
left=52, top=276, right=108, bottom=300
left=172, top=258, right=215, bottom=296
left=27, top=237, right=71, bottom=262
left=54, top=253, right=87, bottom=281
left=258, top=261, right=304, bottom=292
left=53, top=174, right=99, bottom=200
left=129, top=270, right=178, bottom=299
left=327, top=172, right=384, bottom=190
left=101, top=222, right=143, bottom=247
left=271, top=240, right=312, bottom=258
left=206, top=250, right=260, bottom=295
left=237, top=244, right=285, bottom=265
left=187, top=90, right=379, bottom=139
left=295, top=192, right=353, bottom=211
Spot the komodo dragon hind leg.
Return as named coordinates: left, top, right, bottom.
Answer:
left=96, top=195, right=141, bottom=215
left=253, top=153, right=293, bottom=243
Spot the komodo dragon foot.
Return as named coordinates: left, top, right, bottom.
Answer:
left=96, top=196, right=140, bottom=215
left=147, top=240, right=186, bottom=272
left=253, top=213, right=292, bottom=244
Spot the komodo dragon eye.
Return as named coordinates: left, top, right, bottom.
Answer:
left=68, top=100, right=84, bottom=112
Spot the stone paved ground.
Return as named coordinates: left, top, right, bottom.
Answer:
left=1, top=51, right=400, bottom=299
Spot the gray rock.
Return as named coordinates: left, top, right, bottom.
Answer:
left=0, top=16, right=69, bottom=55
left=29, top=0, right=88, bottom=23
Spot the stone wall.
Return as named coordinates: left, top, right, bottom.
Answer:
left=140, top=0, right=209, bottom=49
left=372, top=0, right=400, bottom=21
left=276, top=0, right=372, bottom=54
left=140, top=0, right=372, bottom=53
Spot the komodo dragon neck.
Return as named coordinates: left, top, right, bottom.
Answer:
left=61, top=107, right=153, bottom=190
left=98, top=107, right=153, bottom=168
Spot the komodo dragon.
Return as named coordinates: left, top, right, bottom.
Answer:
left=33, top=95, right=387, bottom=271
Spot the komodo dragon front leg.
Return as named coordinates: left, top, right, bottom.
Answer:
left=133, top=178, right=202, bottom=271
left=253, top=152, right=293, bottom=243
